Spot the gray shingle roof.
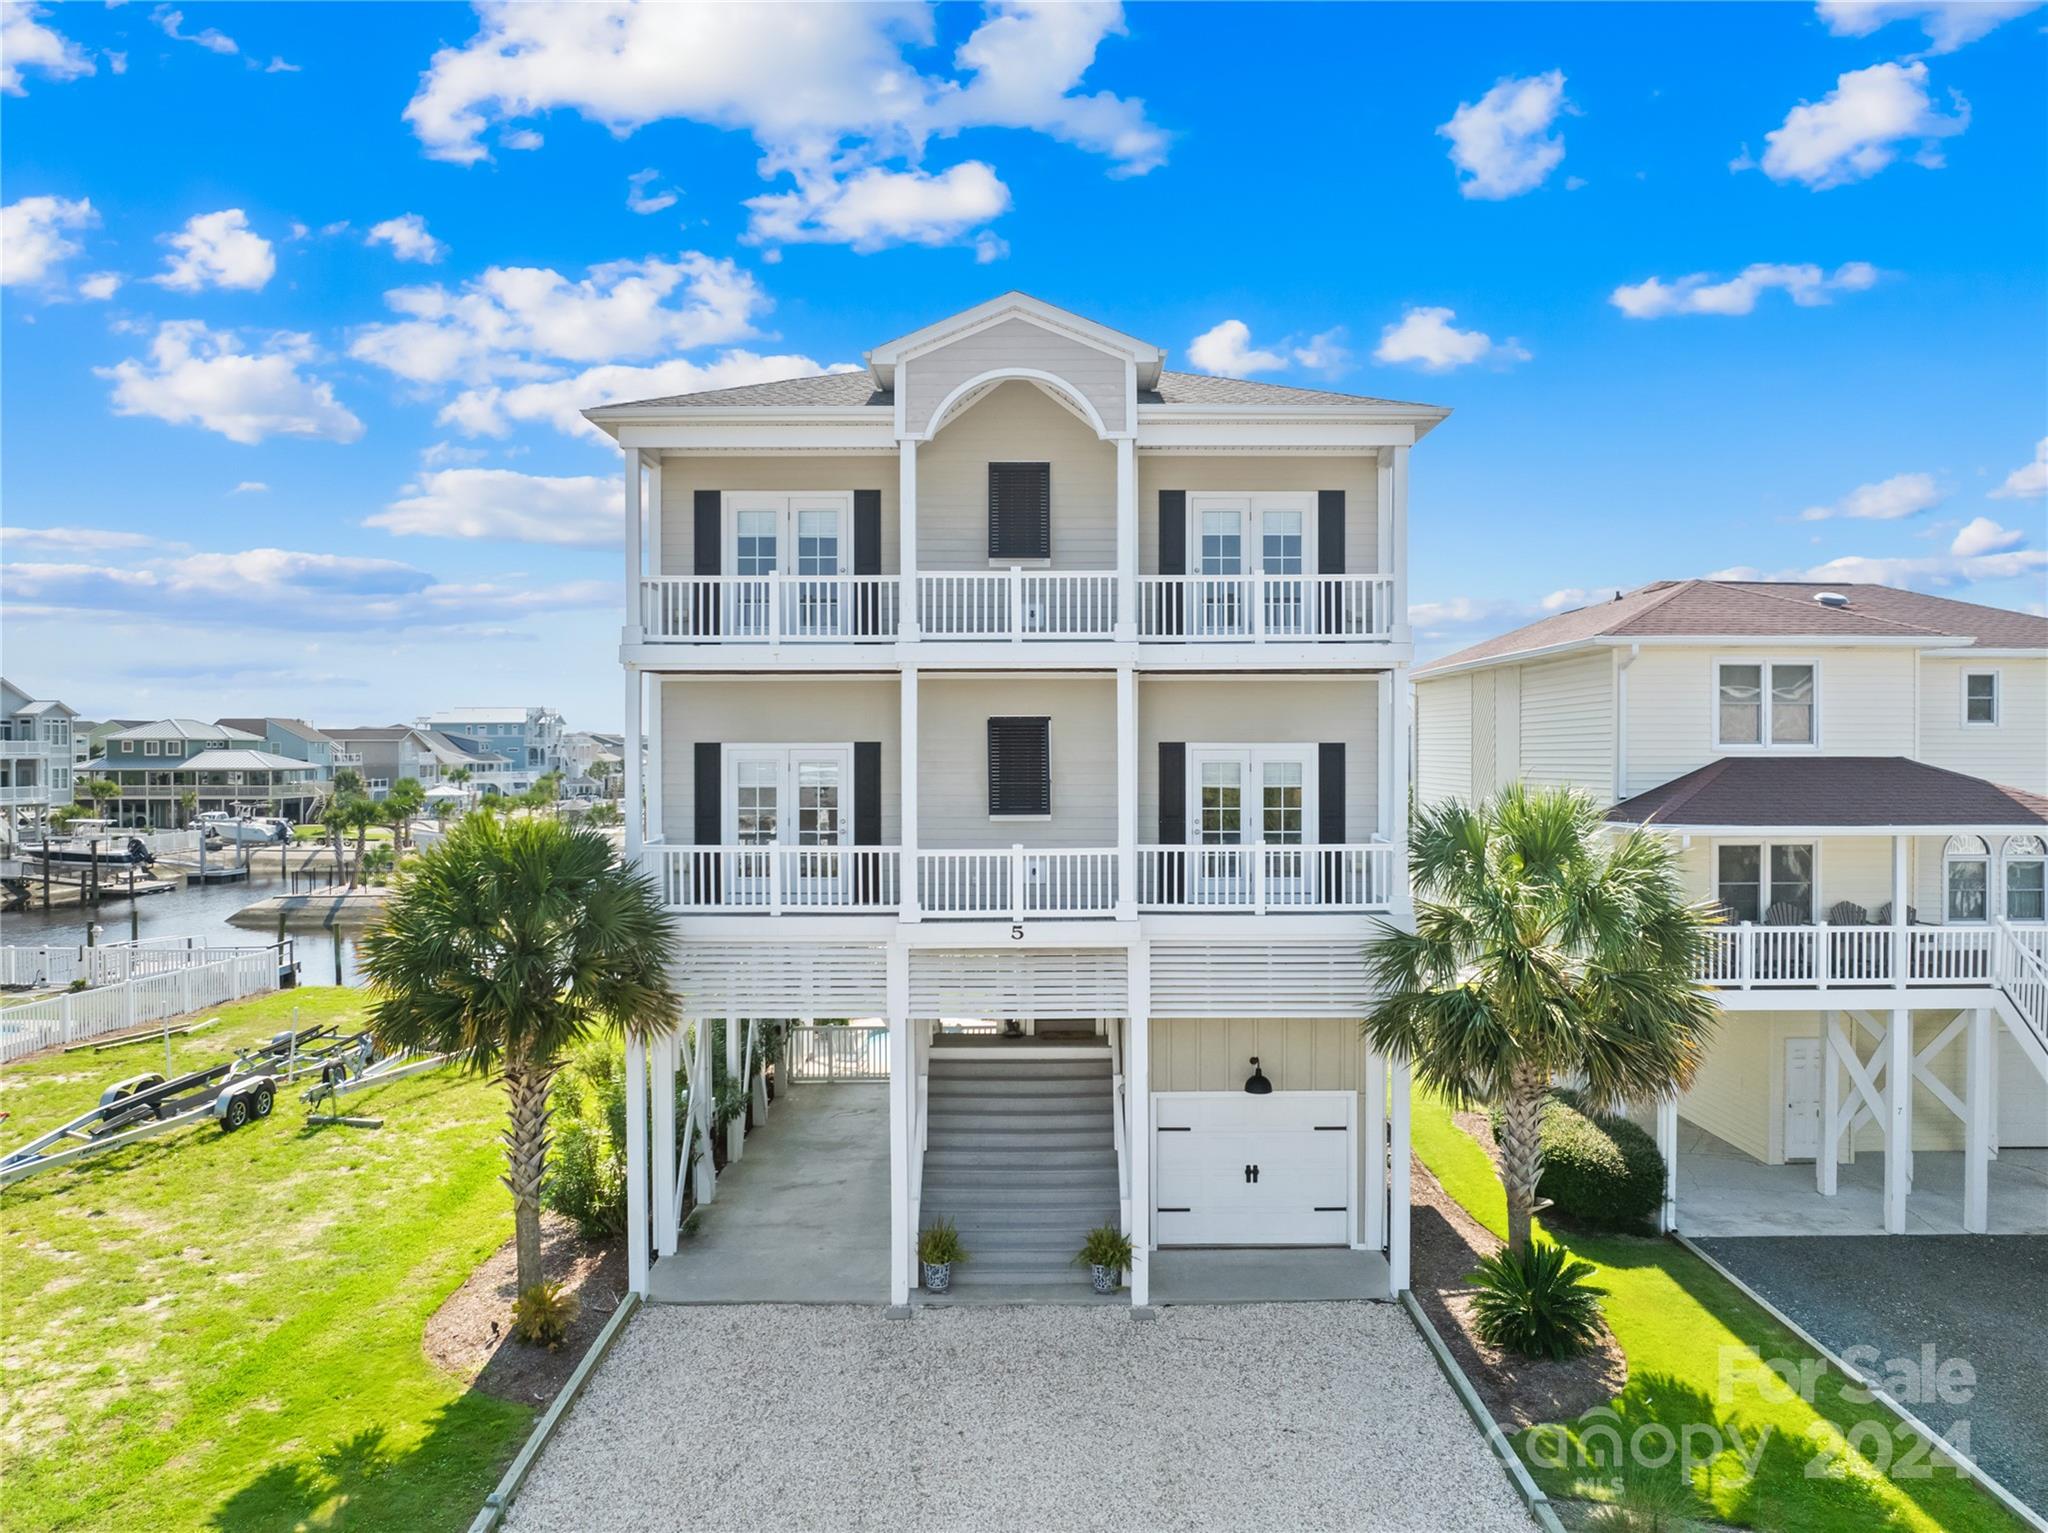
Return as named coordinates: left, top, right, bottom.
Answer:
left=1143, top=371, right=1433, bottom=408
left=1416, top=580, right=2048, bottom=676
left=1606, top=756, right=2048, bottom=829
left=597, top=367, right=1435, bottom=412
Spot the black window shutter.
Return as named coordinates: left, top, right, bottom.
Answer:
left=693, top=489, right=721, bottom=637
left=693, top=741, right=722, bottom=904
left=852, top=489, right=883, bottom=636
left=1317, top=492, right=1345, bottom=636
left=988, top=717, right=1051, bottom=816
left=1158, top=490, right=1186, bottom=636
left=1318, top=743, right=1346, bottom=844
left=853, top=742, right=882, bottom=844
left=1158, top=742, right=1186, bottom=843
left=988, top=462, right=1051, bottom=560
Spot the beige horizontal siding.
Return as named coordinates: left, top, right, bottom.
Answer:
left=1520, top=652, right=1613, bottom=802
left=915, top=380, right=1115, bottom=572
left=1136, top=455, right=1380, bottom=575
left=1414, top=674, right=1472, bottom=810
left=1152, top=1016, right=1365, bottom=1093
left=917, top=675, right=1116, bottom=848
left=903, top=317, right=1128, bottom=436
left=1918, top=656, right=2048, bottom=795
left=658, top=457, right=898, bottom=577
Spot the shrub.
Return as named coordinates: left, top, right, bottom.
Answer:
left=918, top=1220, right=967, bottom=1266
left=544, top=1041, right=628, bottom=1240
left=1467, top=1240, right=1608, bottom=1360
left=1075, top=1225, right=1135, bottom=1272
left=1583, top=1475, right=1707, bottom=1532
left=511, top=1280, right=579, bottom=1350
left=1491, top=1090, right=1665, bottom=1232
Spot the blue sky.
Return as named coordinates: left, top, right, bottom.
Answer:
left=3, top=0, right=2044, bottom=730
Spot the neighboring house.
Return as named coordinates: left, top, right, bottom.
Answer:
left=318, top=725, right=470, bottom=798
left=1414, top=579, right=2048, bottom=1238
left=561, top=729, right=622, bottom=798
left=0, top=678, right=78, bottom=837
left=588, top=293, right=1444, bottom=1306
left=81, top=718, right=321, bottom=826
left=216, top=718, right=340, bottom=788
left=416, top=706, right=564, bottom=784
left=418, top=728, right=529, bottom=795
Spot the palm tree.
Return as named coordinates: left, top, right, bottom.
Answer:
left=1363, top=784, right=1720, bottom=1257
left=176, top=789, right=199, bottom=829
left=333, top=766, right=366, bottom=800
left=326, top=796, right=379, bottom=890
left=82, top=777, right=122, bottom=821
left=384, top=777, right=427, bottom=851
left=360, top=814, right=677, bottom=1299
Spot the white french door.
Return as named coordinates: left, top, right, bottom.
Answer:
left=1187, top=494, right=1313, bottom=638
left=724, top=746, right=853, bottom=903
left=1187, top=746, right=1316, bottom=903
left=726, top=493, right=851, bottom=637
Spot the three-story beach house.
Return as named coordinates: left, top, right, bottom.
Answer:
left=593, top=295, right=1446, bottom=1306
left=0, top=678, right=77, bottom=838
left=1414, top=581, right=2048, bottom=1238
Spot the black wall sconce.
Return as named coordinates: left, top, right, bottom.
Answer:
left=1244, top=1056, right=1272, bottom=1094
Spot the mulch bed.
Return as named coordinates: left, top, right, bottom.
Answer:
left=424, top=1210, right=626, bottom=1408
left=1408, top=1111, right=1627, bottom=1430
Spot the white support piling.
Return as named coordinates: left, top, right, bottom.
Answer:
left=1388, top=1055, right=1412, bottom=1296
left=1884, top=1008, right=1911, bottom=1234
left=1964, top=1006, right=1992, bottom=1234
left=625, top=1032, right=650, bottom=1296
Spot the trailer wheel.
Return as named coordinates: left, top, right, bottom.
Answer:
left=251, top=1083, right=275, bottom=1119
left=220, top=1093, right=251, bottom=1132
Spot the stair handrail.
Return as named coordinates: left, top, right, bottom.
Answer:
left=1993, top=918, right=2048, bottom=1052
left=1108, top=1025, right=1129, bottom=1207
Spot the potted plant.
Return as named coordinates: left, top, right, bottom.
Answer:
left=1075, top=1225, right=1135, bottom=1294
left=918, top=1220, right=967, bottom=1293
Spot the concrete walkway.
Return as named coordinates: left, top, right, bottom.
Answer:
left=647, top=1083, right=888, bottom=1304
left=505, top=1303, right=1538, bottom=1533
left=1675, top=1122, right=2048, bottom=1237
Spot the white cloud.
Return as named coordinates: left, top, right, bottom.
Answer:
left=1292, top=327, right=1354, bottom=376
left=626, top=168, right=678, bottom=215
left=439, top=352, right=858, bottom=442
left=1374, top=307, right=1529, bottom=372
left=1796, top=471, right=1941, bottom=521
left=972, top=230, right=1010, bottom=264
left=2, top=2, right=94, bottom=93
left=77, top=270, right=122, bottom=300
left=1438, top=70, right=1570, bottom=200
left=402, top=1, right=1161, bottom=252
left=1187, top=319, right=1287, bottom=377
left=1611, top=261, right=1880, bottom=318
left=0, top=525, right=164, bottom=553
left=263, top=56, right=300, bottom=73
left=1815, top=1, right=2038, bottom=54
left=744, top=162, right=1011, bottom=253
left=1950, top=516, right=2026, bottom=557
left=97, top=321, right=364, bottom=445
left=349, top=251, right=765, bottom=385
left=1757, top=61, right=1968, bottom=189
left=231, top=481, right=269, bottom=494
left=365, top=213, right=448, bottom=265
left=369, top=467, right=621, bottom=547
left=1989, top=438, right=2047, bottom=500
left=152, top=4, right=237, bottom=55
left=151, top=208, right=276, bottom=291
left=1, top=195, right=96, bottom=286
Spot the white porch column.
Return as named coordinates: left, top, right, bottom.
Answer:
left=1387, top=444, right=1411, bottom=646
left=887, top=943, right=913, bottom=1308
left=1387, top=1054, right=1412, bottom=1295
left=1362, top=1047, right=1388, bottom=1250
left=1114, top=436, right=1137, bottom=640
left=645, top=675, right=663, bottom=845
left=1884, top=1007, right=1911, bottom=1233
left=1127, top=940, right=1153, bottom=1307
left=1655, top=1096, right=1679, bottom=1234
left=1116, top=665, right=1137, bottom=918
left=898, top=440, right=919, bottom=640
left=1376, top=674, right=1395, bottom=841
left=625, top=1031, right=650, bottom=1295
left=623, top=667, right=643, bottom=865
left=1891, top=835, right=1909, bottom=976
left=725, top=1018, right=745, bottom=1162
left=900, top=666, right=921, bottom=922
left=1387, top=669, right=1412, bottom=911
left=652, top=1028, right=679, bottom=1255
left=1819, top=1011, right=1841, bottom=1196
left=749, top=1019, right=770, bottom=1121
left=1964, top=1005, right=1993, bottom=1233
left=690, top=1021, right=717, bottom=1208
left=623, top=446, right=644, bottom=642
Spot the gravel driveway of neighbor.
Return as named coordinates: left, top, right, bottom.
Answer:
left=505, top=1303, right=1537, bottom=1533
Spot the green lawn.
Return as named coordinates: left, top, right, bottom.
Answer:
left=0, top=989, right=531, bottom=1533
left=1411, top=1089, right=2023, bottom=1533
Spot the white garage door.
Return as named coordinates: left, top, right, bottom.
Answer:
left=1153, top=1091, right=1353, bottom=1246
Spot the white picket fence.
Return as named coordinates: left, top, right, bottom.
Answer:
left=0, top=938, right=287, bottom=990
left=0, top=949, right=284, bottom=1063
left=783, top=1023, right=890, bottom=1082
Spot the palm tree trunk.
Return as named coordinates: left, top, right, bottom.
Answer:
left=502, top=1062, right=553, bottom=1296
left=350, top=823, right=366, bottom=891
left=1497, top=1064, right=1549, bottom=1258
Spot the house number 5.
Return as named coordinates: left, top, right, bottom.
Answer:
left=1010, top=923, right=1025, bottom=941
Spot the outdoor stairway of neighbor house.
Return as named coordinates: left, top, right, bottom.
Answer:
left=920, top=1040, right=1120, bottom=1291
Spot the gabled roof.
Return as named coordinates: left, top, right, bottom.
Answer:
left=85, top=748, right=316, bottom=774
left=865, top=292, right=1164, bottom=390
left=107, top=719, right=263, bottom=744
left=1415, top=580, right=2048, bottom=677
left=1607, top=756, right=2048, bottom=831
left=217, top=717, right=332, bottom=744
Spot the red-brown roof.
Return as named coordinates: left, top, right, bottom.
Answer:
left=1415, top=580, right=2048, bottom=676
left=1606, top=756, right=2048, bottom=830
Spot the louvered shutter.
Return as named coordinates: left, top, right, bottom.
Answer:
left=693, top=741, right=722, bottom=903
left=1157, top=741, right=1187, bottom=904
left=1316, top=490, right=1345, bottom=635
left=854, top=740, right=883, bottom=903
left=693, top=490, right=722, bottom=636
left=853, top=489, right=883, bottom=635
left=1157, top=490, right=1186, bottom=635
left=988, top=462, right=1051, bottom=560
left=1318, top=743, right=1345, bottom=844
left=988, top=716, right=1051, bottom=816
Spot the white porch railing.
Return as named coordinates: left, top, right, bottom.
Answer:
left=916, top=846, right=1119, bottom=918
left=784, top=1023, right=890, bottom=1082
left=640, top=574, right=901, bottom=643
left=916, top=571, right=1117, bottom=640
left=1136, top=843, right=1397, bottom=912
left=649, top=844, right=901, bottom=913
left=1698, top=922, right=2042, bottom=992
left=1137, top=573, right=1396, bottom=642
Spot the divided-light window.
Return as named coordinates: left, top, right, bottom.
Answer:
left=1717, top=661, right=1815, bottom=746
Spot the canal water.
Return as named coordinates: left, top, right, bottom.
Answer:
left=1, top=868, right=366, bottom=986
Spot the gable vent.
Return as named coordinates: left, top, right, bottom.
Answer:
left=1814, top=591, right=1850, bottom=609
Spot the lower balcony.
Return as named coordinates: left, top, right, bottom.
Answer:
left=646, top=841, right=1399, bottom=918
left=1701, top=921, right=2047, bottom=992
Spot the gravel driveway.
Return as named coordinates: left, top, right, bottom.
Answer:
left=506, top=1303, right=1536, bottom=1533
